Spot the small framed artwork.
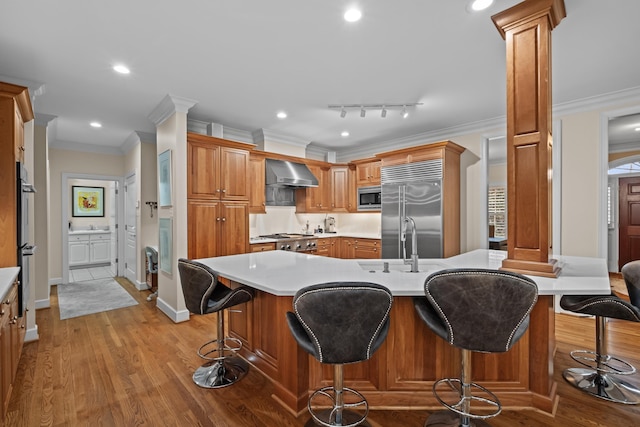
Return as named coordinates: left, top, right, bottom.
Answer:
left=158, top=149, right=173, bottom=207
left=159, top=217, right=173, bottom=274
left=72, top=186, right=105, bottom=217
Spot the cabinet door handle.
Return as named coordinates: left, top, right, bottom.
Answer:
left=222, top=217, right=226, bottom=222
left=222, top=189, right=226, bottom=193
left=216, top=217, right=221, bottom=221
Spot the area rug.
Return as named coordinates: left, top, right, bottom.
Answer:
left=58, top=278, right=139, bottom=320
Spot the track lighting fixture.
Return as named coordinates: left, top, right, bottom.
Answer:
left=328, top=103, right=422, bottom=119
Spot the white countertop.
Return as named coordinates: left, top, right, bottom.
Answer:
left=196, top=249, right=611, bottom=297
left=0, top=267, right=20, bottom=298
left=249, top=232, right=380, bottom=244
left=69, top=229, right=110, bottom=235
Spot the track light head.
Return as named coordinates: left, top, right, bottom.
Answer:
left=401, top=105, right=408, bottom=118
left=360, top=107, right=366, bottom=118
left=340, top=107, right=346, bottom=118
left=381, top=107, right=387, bottom=118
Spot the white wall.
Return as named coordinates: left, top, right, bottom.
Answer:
left=49, top=148, right=124, bottom=280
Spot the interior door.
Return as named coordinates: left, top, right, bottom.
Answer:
left=618, top=176, right=640, bottom=269
left=124, top=174, right=137, bottom=283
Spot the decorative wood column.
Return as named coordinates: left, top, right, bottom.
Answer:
left=492, top=0, right=566, bottom=278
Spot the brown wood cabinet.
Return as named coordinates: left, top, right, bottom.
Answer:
left=1, top=281, right=23, bottom=418
left=248, top=153, right=266, bottom=213
left=250, top=242, right=275, bottom=252
left=296, top=164, right=351, bottom=213
left=186, top=133, right=254, bottom=259
left=315, top=238, right=337, bottom=257
left=353, top=158, right=381, bottom=186
left=339, top=237, right=381, bottom=259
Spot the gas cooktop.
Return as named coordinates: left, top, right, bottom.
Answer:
left=259, top=233, right=315, bottom=239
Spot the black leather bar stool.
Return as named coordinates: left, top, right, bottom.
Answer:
left=286, top=282, right=393, bottom=427
left=559, top=260, right=640, bottom=404
left=178, top=258, right=254, bottom=388
left=414, top=268, right=538, bottom=427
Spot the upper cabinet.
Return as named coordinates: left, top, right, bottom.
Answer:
left=248, top=153, right=266, bottom=213
left=187, top=133, right=251, bottom=201
left=352, top=158, right=381, bottom=187
left=296, top=164, right=350, bottom=213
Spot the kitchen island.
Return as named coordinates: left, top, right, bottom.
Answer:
left=195, top=249, right=610, bottom=416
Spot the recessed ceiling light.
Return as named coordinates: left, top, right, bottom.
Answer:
left=470, top=0, right=493, bottom=11
left=90, top=122, right=102, bottom=128
left=276, top=111, right=287, bottom=119
left=344, top=8, right=362, bottom=22
left=341, top=131, right=350, bottom=137
left=635, top=127, right=640, bottom=131
left=113, top=64, right=130, bottom=74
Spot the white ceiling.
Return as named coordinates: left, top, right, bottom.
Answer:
left=1, top=0, right=639, bottom=156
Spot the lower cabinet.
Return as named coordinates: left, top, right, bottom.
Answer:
left=69, top=233, right=111, bottom=267
left=316, top=238, right=337, bottom=257
left=339, top=237, right=381, bottom=259
left=250, top=243, right=275, bottom=252
left=188, top=200, right=249, bottom=258
left=0, top=281, right=24, bottom=418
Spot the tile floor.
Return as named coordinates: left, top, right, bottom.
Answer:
left=68, top=266, right=115, bottom=283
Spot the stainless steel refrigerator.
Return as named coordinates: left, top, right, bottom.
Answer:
left=381, top=159, right=443, bottom=259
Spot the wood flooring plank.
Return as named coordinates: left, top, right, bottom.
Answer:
left=4, top=278, right=640, bottom=426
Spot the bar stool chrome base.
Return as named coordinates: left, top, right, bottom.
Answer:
left=563, top=367, right=640, bottom=405
left=193, top=356, right=249, bottom=388
left=425, top=410, right=493, bottom=427
left=307, top=385, right=369, bottom=427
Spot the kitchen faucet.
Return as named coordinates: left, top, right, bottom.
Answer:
left=401, top=216, right=419, bottom=272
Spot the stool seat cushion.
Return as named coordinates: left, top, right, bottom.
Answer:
left=417, top=269, right=538, bottom=353
left=560, top=293, right=640, bottom=322
left=178, top=258, right=253, bottom=315
left=287, top=282, right=393, bottom=365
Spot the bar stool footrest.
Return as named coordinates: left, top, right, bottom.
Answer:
left=432, top=378, right=501, bottom=420
left=569, top=349, right=636, bottom=376
left=308, top=385, right=369, bottom=427
left=197, top=336, right=243, bottom=362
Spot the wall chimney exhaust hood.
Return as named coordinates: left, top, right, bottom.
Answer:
left=265, top=159, right=318, bottom=188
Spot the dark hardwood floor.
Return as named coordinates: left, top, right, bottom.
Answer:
left=5, top=278, right=640, bottom=426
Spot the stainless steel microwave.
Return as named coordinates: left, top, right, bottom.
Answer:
left=357, top=186, right=381, bottom=211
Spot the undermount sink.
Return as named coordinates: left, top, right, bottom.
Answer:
left=357, top=260, right=449, bottom=274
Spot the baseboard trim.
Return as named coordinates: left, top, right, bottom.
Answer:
left=49, top=277, right=62, bottom=286
left=25, top=325, right=39, bottom=342
left=156, top=297, right=190, bottom=323
left=35, top=298, right=50, bottom=309
left=134, top=280, right=150, bottom=291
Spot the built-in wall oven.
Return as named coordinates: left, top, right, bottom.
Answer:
left=17, top=162, right=36, bottom=316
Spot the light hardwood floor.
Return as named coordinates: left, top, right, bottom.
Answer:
left=5, top=278, right=640, bottom=426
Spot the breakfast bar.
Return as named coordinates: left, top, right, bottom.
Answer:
left=196, top=249, right=611, bottom=416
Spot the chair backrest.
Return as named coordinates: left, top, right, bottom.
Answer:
left=621, top=260, right=640, bottom=308
left=145, top=246, right=158, bottom=274
left=177, top=258, right=217, bottom=314
left=424, top=268, right=538, bottom=353
left=290, top=282, right=393, bottom=364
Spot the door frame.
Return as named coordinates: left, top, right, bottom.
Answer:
left=124, top=171, right=138, bottom=285
left=61, top=173, right=125, bottom=284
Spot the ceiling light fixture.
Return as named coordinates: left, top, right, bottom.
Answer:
left=635, top=127, right=640, bottom=131
left=470, top=0, right=493, bottom=11
left=277, top=111, right=287, bottom=119
left=341, top=131, right=350, bottom=137
left=329, top=103, right=422, bottom=119
left=90, top=121, right=102, bottom=128
left=344, top=8, right=362, bottom=22
left=113, top=64, right=130, bottom=74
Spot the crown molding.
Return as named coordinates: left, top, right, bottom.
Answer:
left=553, top=86, right=640, bottom=117
left=148, top=94, right=198, bottom=126
left=253, top=128, right=311, bottom=148
left=34, top=113, right=57, bottom=126
left=137, top=131, right=156, bottom=144
left=224, top=127, right=253, bottom=144
left=609, top=140, right=640, bottom=154
left=0, top=74, right=45, bottom=97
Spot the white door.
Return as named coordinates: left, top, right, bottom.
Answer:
left=109, top=182, right=118, bottom=275
left=124, top=174, right=137, bottom=284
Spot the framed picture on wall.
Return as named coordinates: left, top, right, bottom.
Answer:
left=72, top=186, right=105, bottom=217
left=159, top=217, right=173, bottom=274
left=158, top=149, right=172, bottom=207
